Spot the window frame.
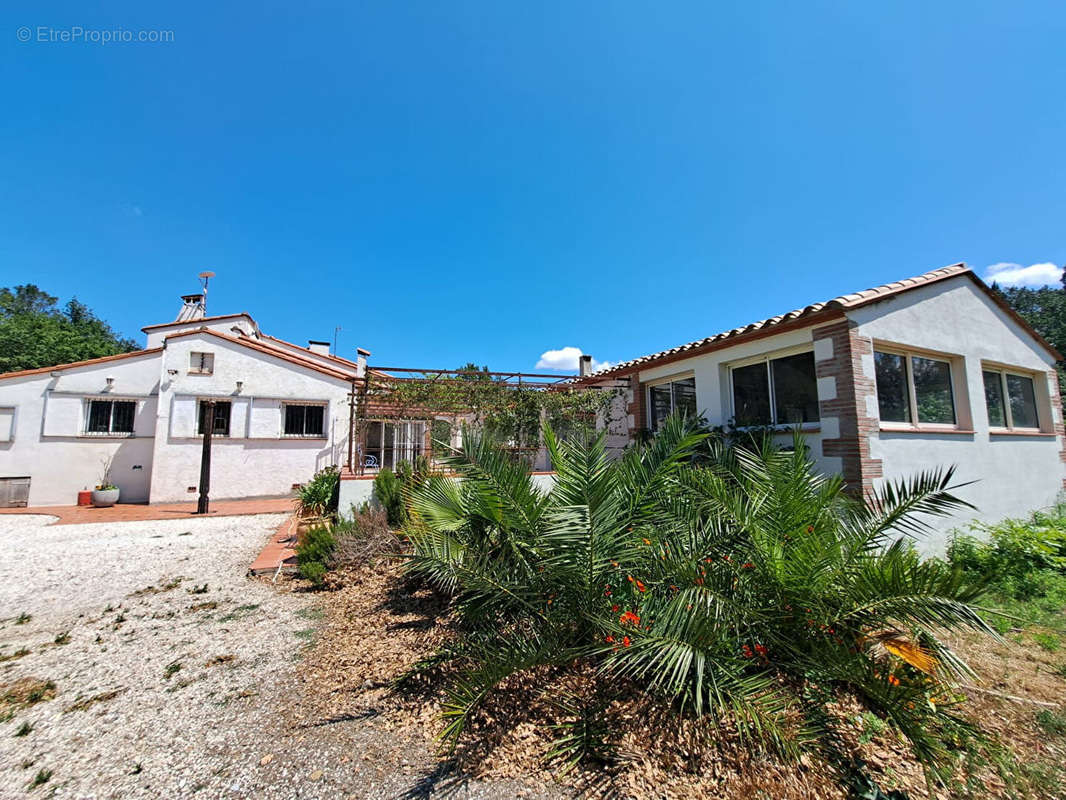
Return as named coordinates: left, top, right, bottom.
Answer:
left=872, top=344, right=968, bottom=432
left=645, top=372, right=697, bottom=432
left=726, top=347, right=821, bottom=430
left=361, top=419, right=427, bottom=471
left=981, top=364, right=1045, bottom=432
left=196, top=399, right=232, bottom=437
left=83, top=398, right=137, bottom=436
left=282, top=402, right=328, bottom=438
left=188, top=351, right=214, bottom=375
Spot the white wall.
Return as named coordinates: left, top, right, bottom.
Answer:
left=144, top=314, right=258, bottom=348
left=0, top=351, right=162, bottom=505
left=848, top=277, right=1064, bottom=547
left=338, top=471, right=558, bottom=519
left=149, top=334, right=352, bottom=502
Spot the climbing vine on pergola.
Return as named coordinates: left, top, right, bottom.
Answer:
left=353, top=365, right=626, bottom=464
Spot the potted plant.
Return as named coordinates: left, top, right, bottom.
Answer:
left=91, top=456, right=120, bottom=508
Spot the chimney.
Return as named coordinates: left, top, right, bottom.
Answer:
left=578, top=354, right=593, bottom=377
left=175, top=294, right=206, bottom=323
left=356, top=347, right=370, bottom=379
left=307, top=340, right=330, bottom=356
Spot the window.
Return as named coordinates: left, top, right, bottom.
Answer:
left=189, top=352, right=214, bottom=375
left=874, top=349, right=957, bottom=426
left=283, top=404, right=325, bottom=437
left=648, top=377, right=697, bottom=430
left=730, top=352, right=819, bottom=427
left=197, top=400, right=231, bottom=436
left=363, top=420, right=426, bottom=470
left=86, top=400, right=135, bottom=434
left=983, top=368, right=1041, bottom=430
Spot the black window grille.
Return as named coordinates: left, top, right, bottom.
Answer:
left=284, top=404, right=325, bottom=436
left=197, top=401, right=231, bottom=436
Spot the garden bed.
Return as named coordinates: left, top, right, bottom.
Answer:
left=295, top=558, right=1066, bottom=799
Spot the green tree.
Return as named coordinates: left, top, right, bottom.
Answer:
left=992, top=270, right=1066, bottom=387
left=0, top=284, right=137, bottom=373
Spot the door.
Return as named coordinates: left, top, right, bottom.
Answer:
left=0, top=477, right=30, bottom=508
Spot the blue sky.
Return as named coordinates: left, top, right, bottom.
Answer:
left=2, top=2, right=1064, bottom=373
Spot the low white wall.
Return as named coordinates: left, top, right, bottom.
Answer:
left=338, top=472, right=558, bottom=520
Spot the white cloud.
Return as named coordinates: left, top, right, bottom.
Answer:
left=983, top=261, right=1062, bottom=289
left=536, top=346, right=612, bottom=373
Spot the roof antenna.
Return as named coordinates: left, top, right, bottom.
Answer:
left=198, top=271, right=215, bottom=315
left=333, top=326, right=341, bottom=356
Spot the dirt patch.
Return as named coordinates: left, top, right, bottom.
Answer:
left=300, top=561, right=1066, bottom=799
left=64, top=688, right=124, bottom=713
left=1, top=677, right=57, bottom=709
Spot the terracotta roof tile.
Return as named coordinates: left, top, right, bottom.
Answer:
left=588, top=263, right=1010, bottom=378
left=0, top=348, right=164, bottom=381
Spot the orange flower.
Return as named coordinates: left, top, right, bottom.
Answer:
left=642, top=538, right=651, bottom=545
left=888, top=674, right=901, bottom=687
left=619, top=611, right=640, bottom=626
left=605, top=635, right=615, bottom=644
left=694, top=578, right=704, bottom=586
left=622, top=636, right=631, bottom=648
left=742, top=562, right=754, bottom=569
left=611, top=604, right=619, bottom=612
left=754, top=644, right=767, bottom=657
left=741, top=645, right=753, bottom=658
left=627, top=575, right=634, bottom=583
left=634, top=579, right=646, bottom=593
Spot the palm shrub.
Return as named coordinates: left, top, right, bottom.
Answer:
left=403, top=414, right=998, bottom=785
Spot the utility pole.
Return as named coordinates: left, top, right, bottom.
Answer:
left=196, top=400, right=215, bottom=514
left=346, top=381, right=356, bottom=472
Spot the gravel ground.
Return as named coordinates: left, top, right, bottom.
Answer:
left=0, top=513, right=554, bottom=800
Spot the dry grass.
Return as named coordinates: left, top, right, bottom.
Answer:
left=1, top=677, right=57, bottom=709
left=298, top=561, right=1066, bottom=799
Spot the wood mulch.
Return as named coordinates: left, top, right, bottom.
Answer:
left=291, top=560, right=1066, bottom=799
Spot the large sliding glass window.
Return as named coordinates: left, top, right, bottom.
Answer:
left=730, top=352, right=819, bottom=427
left=983, top=368, right=1041, bottom=430
left=873, top=349, right=957, bottom=426
left=363, top=420, right=426, bottom=470
left=648, top=377, right=697, bottom=431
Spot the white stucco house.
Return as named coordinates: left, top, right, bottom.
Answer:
left=582, top=264, right=1066, bottom=539
left=2, top=264, right=1064, bottom=541
left=0, top=293, right=384, bottom=507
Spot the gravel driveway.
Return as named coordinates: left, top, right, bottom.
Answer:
left=0, top=513, right=551, bottom=800
left=0, top=512, right=315, bottom=799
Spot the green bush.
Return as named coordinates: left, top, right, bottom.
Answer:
left=947, top=505, right=1066, bottom=601
left=403, top=415, right=996, bottom=786
left=296, top=525, right=336, bottom=587
left=296, top=466, right=340, bottom=518
left=374, top=468, right=405, bottom=527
